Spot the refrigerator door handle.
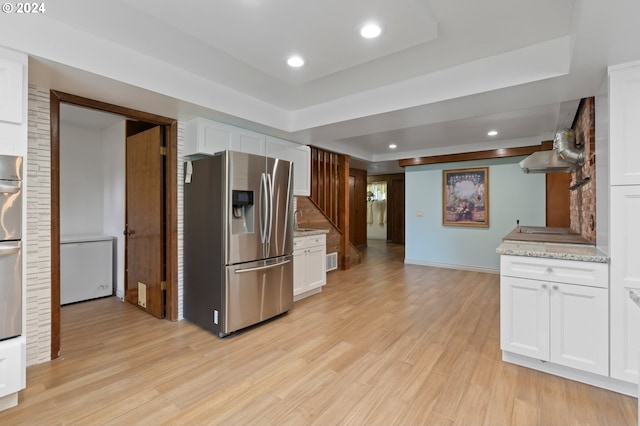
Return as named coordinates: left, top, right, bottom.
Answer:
left=0, top=183, right=20, bottom=194
left=0, top=241, right=21, bottom=255
left=266, top=173, right=273, bottom=251
left=259, top=172, right=268, bottom=244
left=234, top=259, right=291, bottom=274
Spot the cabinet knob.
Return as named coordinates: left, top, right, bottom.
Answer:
left=552, top=285, right=559, bottom=291
left=541, top=284, right=548, bottom=289
left=546, top=267, right=553, bottom=274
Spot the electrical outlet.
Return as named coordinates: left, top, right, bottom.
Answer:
left=138, top=282, right=147, bottom=308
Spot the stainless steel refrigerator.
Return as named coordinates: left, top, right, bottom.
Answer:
left=184, top=150, right=294, bottom=337
left=0, top=155, right=22, bottom=342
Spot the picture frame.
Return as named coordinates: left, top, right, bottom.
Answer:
left=443, top=167, right=489, bottom=227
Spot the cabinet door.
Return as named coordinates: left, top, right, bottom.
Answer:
left=609, top=63, right=640, bottom=185
left=610, top=186, right=640, bottom=383
left=185, top=118, right=233, bottom=157
left=549, top=283, right=608, bottom=375
left=500, top=276, right=549, bottom=360
left=231, top=128, right=265, bottom=156
left=305, top=245, right=326, bottom=290
left=0, top=337, right=25, bottom=398
left=266, top=136, right=311, bottom=196
left=0, top=57, right=23, bottom=124
left=611, top=286, right=640, bottom=383
left=293, top=248, right=305, bottom=296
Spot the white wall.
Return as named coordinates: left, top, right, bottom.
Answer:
left=102, top=121, right=126, bottom=298
left=60, top=124, right=105, bottom=235
left=60, top=119, right=126, bottom=297
left=405, top=157, right=546, bottom=272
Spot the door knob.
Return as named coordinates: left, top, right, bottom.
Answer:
left=123, top=228, right=136, bottom=237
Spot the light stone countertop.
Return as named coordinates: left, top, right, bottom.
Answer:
left=293, top=228, right=329, bottom=237
left=496, top=241, right=609, bottom=263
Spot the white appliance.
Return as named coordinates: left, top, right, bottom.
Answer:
left=60, top=235, right=114, bottom=304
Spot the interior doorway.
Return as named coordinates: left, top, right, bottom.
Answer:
left=50, top=90, right=178, bottom=359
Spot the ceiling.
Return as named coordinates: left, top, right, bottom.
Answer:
left=11, top=0, right=640, bottom=173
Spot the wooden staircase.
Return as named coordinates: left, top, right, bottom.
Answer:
left=297, top=147, right=361, bottom=269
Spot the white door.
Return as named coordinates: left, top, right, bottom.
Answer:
left=549, top=283, right=608, bottom=375
left=500, top=276, right=549, bottom=360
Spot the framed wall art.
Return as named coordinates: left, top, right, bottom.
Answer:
left=443, top=167, right=489, bottom=227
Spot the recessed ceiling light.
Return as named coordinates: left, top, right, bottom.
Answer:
left=389, top=144, right=397, bottom=149
left=487, top=130, right=498, bottom=136
left=287, top=56, right=305, bottom=68
left=360, top=23, right=382, bottom=39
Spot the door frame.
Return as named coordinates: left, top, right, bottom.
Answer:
left=50, top=90, right=178, bottom=359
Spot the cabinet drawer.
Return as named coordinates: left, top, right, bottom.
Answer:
left=293, top=235, right=325, bottom=250
left=500, top=255, right=608, bottom=288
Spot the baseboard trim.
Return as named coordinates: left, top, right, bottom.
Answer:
left=503, top=351, right=638, bottom=397
left=404, top=258, right=499, bottom=275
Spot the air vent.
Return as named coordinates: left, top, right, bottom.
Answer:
left=326, top=252, right=338, bottom=272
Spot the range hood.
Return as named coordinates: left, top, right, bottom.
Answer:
left=520, top=129, right=585, bottom=173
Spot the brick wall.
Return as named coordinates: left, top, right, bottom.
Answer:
left=569, top=97, right=596, bottom=243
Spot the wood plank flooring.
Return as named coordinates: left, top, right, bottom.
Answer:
left=1, top=240, right=637, bottom=425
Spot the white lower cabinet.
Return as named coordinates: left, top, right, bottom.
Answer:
left=500, top=255, right=609, bottom=376
left=293, top=234, right=326, bottom=300
left=610, top=185, right=640, bottom=384
left=0, top=336, right=25, bottom=409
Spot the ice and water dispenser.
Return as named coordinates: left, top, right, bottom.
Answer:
left=231, top=190, right=254, bottom=234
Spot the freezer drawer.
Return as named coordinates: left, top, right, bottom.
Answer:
left=0, top=241, right=21, bottom=341
left=61, top=238, right=113, bottom=304
left=224, top=255, right=293, bottom=335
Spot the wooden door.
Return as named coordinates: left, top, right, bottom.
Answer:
left=388, top=178, right=405, bottom=244
left=546, top=173, right=570, bottom=227
left=349, top=169, right=367, bottom=248
left=125, top=126, right=165, bottom=318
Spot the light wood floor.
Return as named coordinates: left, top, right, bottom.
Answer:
left=2, top=240, right=637, bottom=425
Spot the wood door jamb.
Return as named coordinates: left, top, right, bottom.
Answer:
left=49, top=90, right=178, bottom=360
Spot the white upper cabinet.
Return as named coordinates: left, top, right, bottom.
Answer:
left=185, top=118, right=264, bottom=158
left=186, top=118, right=311, bottom=196
left=0, top=57, right=23, bottom=124
left=231, top=127, right=265, bottom=157
left=609, top=62, right=640, bottom=185
left=266, top=136, right=311, bottom=196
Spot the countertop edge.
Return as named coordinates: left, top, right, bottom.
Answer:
left=293, top=229, right=329, bottom=237
left=496, top=241, right=609, bottom=263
